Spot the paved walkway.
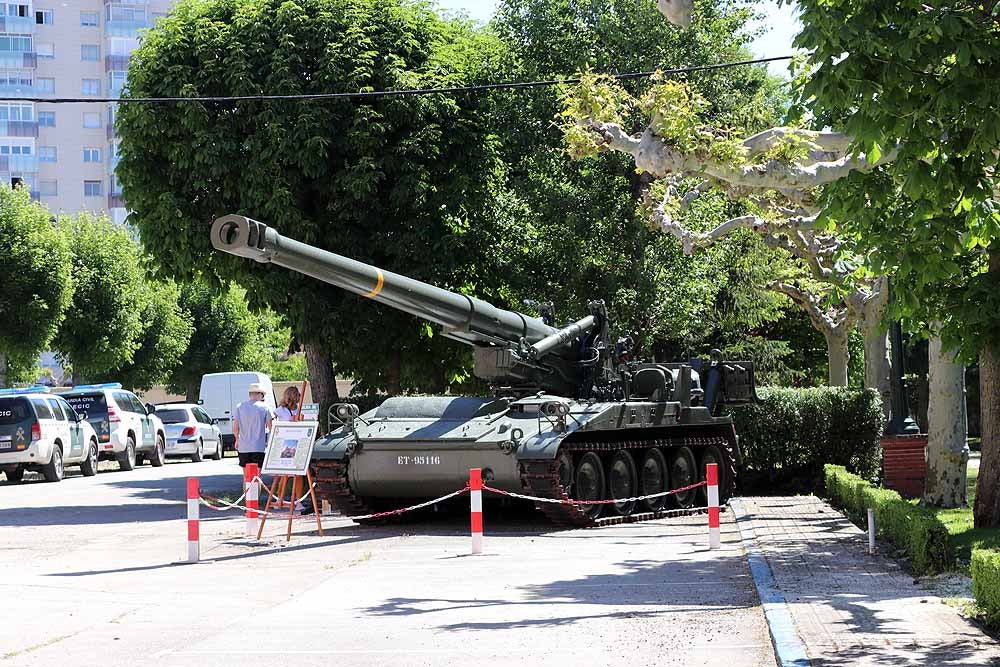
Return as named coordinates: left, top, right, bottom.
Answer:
left=734, top=496, right=1000, bottom=667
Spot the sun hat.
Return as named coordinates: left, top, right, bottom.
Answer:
left=248, top=382, right=265, bottom=394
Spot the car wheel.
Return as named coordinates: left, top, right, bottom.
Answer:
left=80, top=440, right=99, bottom=477
left=191, top=438, right=204, bottom=463
left=118, top=436, right=137, bottom=471
left=210, top=439, right=222, bottom=461
left=42, top=445, right=65, bottom=482
left=5, top=466, right=25, bottom=483
left=150, top=434, right=166, bottom=467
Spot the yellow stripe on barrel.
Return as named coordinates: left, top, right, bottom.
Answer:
left=365, top=269, right=385, bottom=298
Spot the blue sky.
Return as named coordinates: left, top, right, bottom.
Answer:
left=435, top=0, right=800, bottom=75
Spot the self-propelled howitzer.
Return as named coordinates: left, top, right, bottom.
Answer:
left=211, top=215, right=757, bottom=526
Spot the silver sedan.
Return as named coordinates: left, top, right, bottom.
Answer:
left=153, top=403, right=223, bottom=462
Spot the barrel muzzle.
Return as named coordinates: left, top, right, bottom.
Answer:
left=211, top=214, right=276, bottom=262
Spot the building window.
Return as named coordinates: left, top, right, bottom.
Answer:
left=82, top=112, right=100, bottom=128
left=81, top=79, right=100, bottom=96
left=0, top=34, right=32, bottom=53
left=36, top=78, right=54, bottom=93
left=108, top=70, right=127, bottom=95
left=36, top=42, right=54, bottom=58
left=0, top=144, right=32, bottom=155
left=38, top=111, right=55, bottom=127
left=39, top=146, right=56, bottom=162
left=107, top=4, right=146, bottom=23
left=80, top=11, right=99, bottom=26
left=39, top=180, right=57, bottom=196
left=3, top=5, right=29, bottom=18
left=81, top=45, right=99, bottom=61
left=84, top=180, right=103, bottom=197
left=35, top=9, right=53, bottom=24
left=0, top=69, right=32, bottom=88
left=0, top=102, right=32, bottom=121
left=83, top=148, right=102, bottom=163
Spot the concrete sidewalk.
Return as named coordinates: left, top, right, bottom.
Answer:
left=734, top=496, right=1000, bottom=667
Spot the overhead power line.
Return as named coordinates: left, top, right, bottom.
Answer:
left=0, top=55, right=792, bottom=105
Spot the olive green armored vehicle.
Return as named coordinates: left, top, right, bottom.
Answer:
left=211, top=215, right=756, bottom=526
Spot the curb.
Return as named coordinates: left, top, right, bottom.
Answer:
left=730, top=499, right=812, bottom=667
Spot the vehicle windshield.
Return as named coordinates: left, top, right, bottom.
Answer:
left=156, top=409, right=190, bottom=424
left=0, top=398, right=32, bottom=424
left=63, top=393, right=107, bottom=421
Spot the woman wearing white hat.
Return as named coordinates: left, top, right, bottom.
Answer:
left=233, top=382, right=274, bottom=469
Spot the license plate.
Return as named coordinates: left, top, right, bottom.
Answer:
left=0, top=440, right=11, bottom=450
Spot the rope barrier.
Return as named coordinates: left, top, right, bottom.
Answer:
left=481, top=480, right=706, bottom=505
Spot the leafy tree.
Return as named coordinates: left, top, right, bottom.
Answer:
left=492, top=0, right=810, bottom=375
left=94, top=280, right=193, bottom=391
left=0, top=186, right=74, bottom=388
left=53, top=214, right=146, bottom=383
left=117, top=0, right=511, bottom=418
left=167, top=282, right=268, bottom=401
left=787, top=0, right=1000, bottom=520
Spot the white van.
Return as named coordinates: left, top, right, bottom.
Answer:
left=198, top=372, right=275, bottom=452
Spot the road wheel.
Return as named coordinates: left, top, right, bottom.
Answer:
left=574, top=452, right=606, bottom=520
left=5, top=466, right=24, bottom=483
left=118, top=436, right=137, bottom=471
left=640, top=448, right=670, bottom=512
left=608, top=450, right=638, bottom=516
left=80, top=440, right=99, bottom=477
left=210, top=439, right=222, bottom=461
left=150, top=434, right=166, bottom=467
left=42, top=444, right=65, bottom=482
left=698, top=444, right=728, bottom=504
left=669, top=447, right=698, bottom=509
left=556, top=451, right=573, bottom=493
left=191, top=438, right=204, bottom=463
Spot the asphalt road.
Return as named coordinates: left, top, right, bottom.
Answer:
left=0, top=457, right=776, bottom=666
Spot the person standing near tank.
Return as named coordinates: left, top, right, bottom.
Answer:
left=274, top=386, right=303, bottom=422
left=233, top=382, right=273, bottom=469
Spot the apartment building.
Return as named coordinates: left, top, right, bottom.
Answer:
left=0, top=1, right=174, bottom=223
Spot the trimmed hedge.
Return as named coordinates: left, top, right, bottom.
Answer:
left=825, top=464, right=952, bottom=575
left=972, top=549, right=1000, bottom=627
left=731, top=387, right=884, bottom=490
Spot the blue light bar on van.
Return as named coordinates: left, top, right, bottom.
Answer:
left=0, top=385, right=50, bottom=395
left=67, top=383, right=122, bottom=392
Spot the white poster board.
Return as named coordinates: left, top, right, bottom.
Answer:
left=261, top=421, right=319, bottom=476
left=300, top=403, right=320, bottom=421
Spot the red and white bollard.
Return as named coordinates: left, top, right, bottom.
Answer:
left=245, top=463, right=260, bottom=539
left=470, top=468, right=483, bottom=554
left=187, top=477, right=200, bottom=563
left=707, top=463, right=720, bottom=550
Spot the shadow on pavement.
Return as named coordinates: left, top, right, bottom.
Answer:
left=361, top=552, right=757, bottom=631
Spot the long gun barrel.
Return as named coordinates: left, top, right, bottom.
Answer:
left=211, top=215, right=560, bottom=350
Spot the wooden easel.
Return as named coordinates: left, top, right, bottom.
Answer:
left=257, top=380, right=323, bottom=541
left=257, top=469, right=323, bottom=541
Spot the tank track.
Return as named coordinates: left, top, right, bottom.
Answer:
left=519, top=435, right=736, bottom=528
left=312, top=459, right=392, bottom=525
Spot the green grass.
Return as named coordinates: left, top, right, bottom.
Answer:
left=921, top=457, right=1000, bottom=567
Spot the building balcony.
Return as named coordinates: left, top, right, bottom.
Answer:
left=0, top=154, right=39, bottom=173
left=0, top=120, right=38, bottom=138
left=107, top=154, right=119, bottom=175
left=105, top=54, right=130, bottom=71
left=0, top=15, right=35, bottom=33
left=0, top=51, right=37, bottom=69
left=104, top=19, right=151, bottom=38
left=0, top=84, right=40, bottom=99
left=108, top=192, right=125, bottom=209
left=107, top=122, right=116, bottom=140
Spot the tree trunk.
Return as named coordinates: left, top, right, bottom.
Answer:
left=824, top=328, right=850, bottom=387
left=975, top=250, right=1000, bottom=527
left=386, top=348, right=402, bottom=396
left=924, top=331, right=968, bottom=507
left=860, top=277, right=891, bottom=421
left=0, top=352, right=7, bottom=389
left=304, top=341, right=339, bottom=433
left=185, top=378, right=199, bottom=403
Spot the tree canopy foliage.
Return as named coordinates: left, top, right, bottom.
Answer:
left=117, top=0, right=513, bottom=396
left=0, top=186, right=74, bottom=387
